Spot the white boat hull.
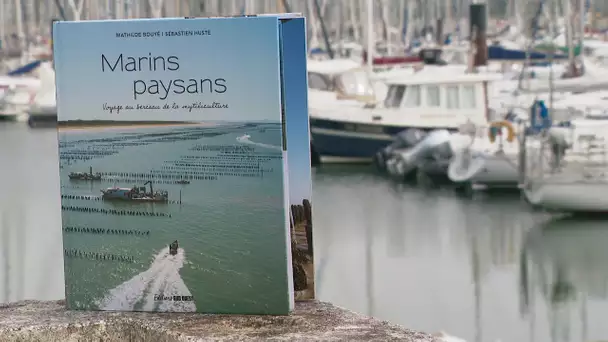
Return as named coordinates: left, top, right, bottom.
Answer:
left=525, top=181, right=608, bottom=213
left=28, top=107, right=57, bottom=118
left=523, top=117, right=608, bottom=212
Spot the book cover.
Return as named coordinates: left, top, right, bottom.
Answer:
left=53, top=16, right=294, bottom=314
left=278, top=16, right=315, bottom=301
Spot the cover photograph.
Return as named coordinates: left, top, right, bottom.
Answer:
left=53, top=16, right=294, bottom=314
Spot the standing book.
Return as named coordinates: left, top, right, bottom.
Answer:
left=53, top=15, right=311, bottom=314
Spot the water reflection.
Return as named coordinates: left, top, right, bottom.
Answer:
left=313, top=166, right=608, bottom=342
left=521, top=217, right=608, bottom=342
left=0, top=122, right=64, bottom=303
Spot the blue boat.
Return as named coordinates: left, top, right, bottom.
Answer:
left=310, top=117, right=405, bottom=163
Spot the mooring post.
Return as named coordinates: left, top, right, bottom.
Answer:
left=305, top=223, right=313, bottom=256
left=303, top=199, right=313, bottom=256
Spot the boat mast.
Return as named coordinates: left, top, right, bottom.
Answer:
left=348, top=0, right=360, bottom=43
left=381, top=0, right=391, bottom=55
left=336, top=0, right=344, bottom=44
left=277, top=0, right=284, bottom=13
left=579, top=0, right=586, bottom=70
left=307, top=0, right=319, bottom=50
left=565, top=0, right=575, bottom=74
left=549, top=0, right=556, bottom=113
left=365, top=0, right=374, bottom=71
left=148, top=0, right=165, bottom=18
left=66, top=0, right=85, bottom=21
left=22, top=0, right=32, bottom=57
left=589, top=0, right=595, bottom=31
left=14, top=0, right=25, bottom=63
left=553, top=0, right=561, bottom=38
left=134, top=0, right=141, bottom=18
left=513, top=0, right=520, bottom=36
left=313, top=0, right=334, bottom=59
left=0, top=0, right=5, bottom=54
left=445, top=0, right=452, bottom=34
left=124, top=0, right=131, bottom=19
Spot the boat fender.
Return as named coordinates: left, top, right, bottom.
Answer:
left=488, top=121, right=515, bottom=143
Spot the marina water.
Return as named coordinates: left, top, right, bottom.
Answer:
left=2, top=122, right=608, bottom=340
left=314, top=166, right=608, bottom=342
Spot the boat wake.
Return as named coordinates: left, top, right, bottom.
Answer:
left=237, top=134, right=281, bottom=151
left=96, top=247, right=197, bottom=312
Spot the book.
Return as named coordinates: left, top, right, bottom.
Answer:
left=53, top=15, right=309, bottom=314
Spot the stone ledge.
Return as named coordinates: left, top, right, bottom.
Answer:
left=0, top=300, right=437, bottom=342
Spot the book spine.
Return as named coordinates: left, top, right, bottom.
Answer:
left=278, top=19, right=294, bottom=311
left=279, top=57, right=287, bottom=151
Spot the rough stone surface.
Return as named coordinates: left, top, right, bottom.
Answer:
left=0, top=300, right=437, bottom=342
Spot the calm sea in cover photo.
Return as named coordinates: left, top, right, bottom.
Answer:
left=59, top=122, right=290, bottom=314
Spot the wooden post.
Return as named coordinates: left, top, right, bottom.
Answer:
left=305, top=223, right=313, bottom=256
left=289, top=205, right=296, bottom=244
left=303, top=199, right=313, bottom=256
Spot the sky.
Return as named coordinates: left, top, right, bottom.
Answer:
left=53, top=17, right=282, bottom=122
left=281, top=18, right=313, bottom=205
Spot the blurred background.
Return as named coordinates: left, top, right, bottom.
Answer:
left=3, top=1, right=608, bottom=341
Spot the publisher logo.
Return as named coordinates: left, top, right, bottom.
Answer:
left=154, top=295, right=194, bottom=302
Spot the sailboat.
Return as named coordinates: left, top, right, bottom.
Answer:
left=0, top=61, right=55, bottom=123
left=523, top=116, right=608, bottom=213
left=26, top=61, right=57, bottom=124
left=519, top=0, right=608, bottom=213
